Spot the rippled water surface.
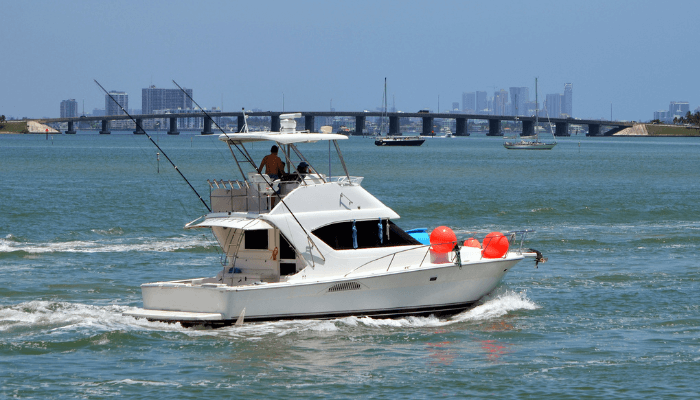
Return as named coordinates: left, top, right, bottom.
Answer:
left=1, top=132, right=699, bottom=398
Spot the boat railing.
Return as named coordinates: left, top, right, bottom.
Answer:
left=208, top=179, right=273, bottom=214
left=207, top=173, right=364, bottom=213
left=504, top=230, right=535, bottom=254
left=344, top=230, right=536, bottom=277
left=343, top=245, right=433, bottom=277
left=327, top=176, right=364, bottom=186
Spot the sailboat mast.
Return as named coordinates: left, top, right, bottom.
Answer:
left=384, top=77, right=388, bottom=135
left=535, top=78, right=539, bottom=138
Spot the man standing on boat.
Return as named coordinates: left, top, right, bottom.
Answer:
left=258, top=145, right=285, bottom=180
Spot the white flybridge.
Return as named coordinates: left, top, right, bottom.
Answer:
left=124, top=113, right=544, bottom=327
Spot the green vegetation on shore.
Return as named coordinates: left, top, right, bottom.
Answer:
left=0, top=121, right=29, bottom=133
left=645, top=124, right=700, bottom=136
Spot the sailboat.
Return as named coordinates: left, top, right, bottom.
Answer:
left=504, top=78, right=557, bottom=150
left=374, top=78, right=425, bottom=147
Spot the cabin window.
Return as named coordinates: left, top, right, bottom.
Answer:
left=312, top=220, right=420, bottom=250
left=244, top=229, right=269, bottom=250
left=279, top=234, right=295, bottom=259
left=280, top=262, right=296, bottom=276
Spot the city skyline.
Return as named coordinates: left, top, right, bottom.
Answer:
left=69, top=80, right=577, bottom=117
left=1, top=1, right=699, bottom=122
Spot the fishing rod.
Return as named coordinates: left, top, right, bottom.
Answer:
left=171, top=80, right=326, bottom=262
left=172, top=80, right=252, bottom=182
left=93, top=79, right=211, bottom=213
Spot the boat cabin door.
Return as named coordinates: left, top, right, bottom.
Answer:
left=277, top=231, right=298, bottom=277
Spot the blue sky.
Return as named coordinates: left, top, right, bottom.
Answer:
left=1, top=0, right=698, bottom=121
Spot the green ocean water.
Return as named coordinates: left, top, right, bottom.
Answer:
left=1, top=132, right=699, bottom=398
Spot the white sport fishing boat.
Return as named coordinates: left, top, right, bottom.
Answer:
left=124, top=113, right=544, bottom=327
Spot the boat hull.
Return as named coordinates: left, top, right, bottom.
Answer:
left=504, top=142, right=557, bottom=150
left=375, top=139, right=425, bottom=146
left=127, top=257, right=521, bottom=326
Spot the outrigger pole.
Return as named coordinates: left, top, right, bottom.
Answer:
left=94, top=80, right=211, bottom=213
left=171, top=80, right=326, bottom=262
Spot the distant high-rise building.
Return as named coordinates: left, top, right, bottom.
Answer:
left=493, top=89, right=508, bottom=116
left=524, top=100, right=538, bottom=117
left=60, top=99, right=78, bottom=118
left=545, top=94, right=562, bottom=118
left=476, top=91, right=488, bottom=114
left=562, top=83, right=573, bottom=117
left=451, top=102, right=460, bottom=111
left=508, top=87, right=529, bottom=116
left=105, top=92, right=128, bottom=116
left=462, top=92, right=475, bottom=112
left=142, top=86, right=192, bottom=115
left=654, top=110, right=670, bottom=122
left=669, top=101, right=689, bottom=117
left=651, top=101, right=690, bottom=123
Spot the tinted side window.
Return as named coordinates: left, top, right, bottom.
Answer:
left=312, top=220, right=420, bottom=250
left=244, top=230, right=269, bottom=250
left=279, top=234, right=295, bottom=259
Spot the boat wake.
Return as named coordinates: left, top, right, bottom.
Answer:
left=0, top=233, right=214, bottom=255
left=0, top=291, right=539, bottom=338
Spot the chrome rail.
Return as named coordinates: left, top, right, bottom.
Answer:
left=343, top=230, right=536, bottom=277
left=342, top=242, right=460, bottom=277
left=505, top=229, right=535, bottom=254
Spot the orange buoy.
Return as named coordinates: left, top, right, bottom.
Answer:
left=482, top=232, right=509, bottom=258
left=464, top=237, right=482, bottom=249
left=430, top=226, right=457, bottom=254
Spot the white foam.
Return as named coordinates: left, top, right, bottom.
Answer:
left=211, top=290, right=539, bottom=337
left=0, top=235, right=213, bottom=254
left=450, top=290, right=540, bottom=323
left=105, top=379, right=182, bottom=387
left=1, top=290, right=539, bottom=337
left=0, top=301, right=181, bottom=333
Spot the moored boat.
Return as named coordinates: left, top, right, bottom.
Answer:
left=504, top=78, right=557, bottom=150
left=503, top=140, right=557, bottom=150
left=374, top=136, right=425, bottom=146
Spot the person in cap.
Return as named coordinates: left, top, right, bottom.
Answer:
left=297, top=161, right=309, bottom=174
left=286, top=161, right=310, bottom=182
left=258, top=145, right=285, bottom=180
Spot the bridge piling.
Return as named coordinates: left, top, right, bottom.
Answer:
left=133, top=119, right=146, bottom=134
left=167, top=117, right=179, bottom=135
left=237, top=116, right=245, bottom=133
left=588, top=124, right=600, bottom=136
left=422, top=117, right=434, bottom=136
left=99, top=119, right=110, bottom=135
left=270, top=115, right=280, bottom=132
left=555, top=122, right=570, bottom=137
left=488, top=119, right=501, bottom=136
left=201, top=118, right=213, bottom=135
left=522, top=120, right=534, bottom=137
left=305, top=115, right=315, bottom=132
left=389, top=116, right=400, bottom=136
left=355, top=116, right=365, bottom=136
left=455, top=117, right=468, bottom=136
left=65, top=121, right=76, bottom=135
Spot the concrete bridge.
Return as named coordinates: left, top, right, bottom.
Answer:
left=38, top=111, right=633, bottom=137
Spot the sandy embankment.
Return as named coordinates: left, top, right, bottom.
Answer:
left=27, top=121, right=60, bottom=133
left=614, top=124, right=648, bottom=136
